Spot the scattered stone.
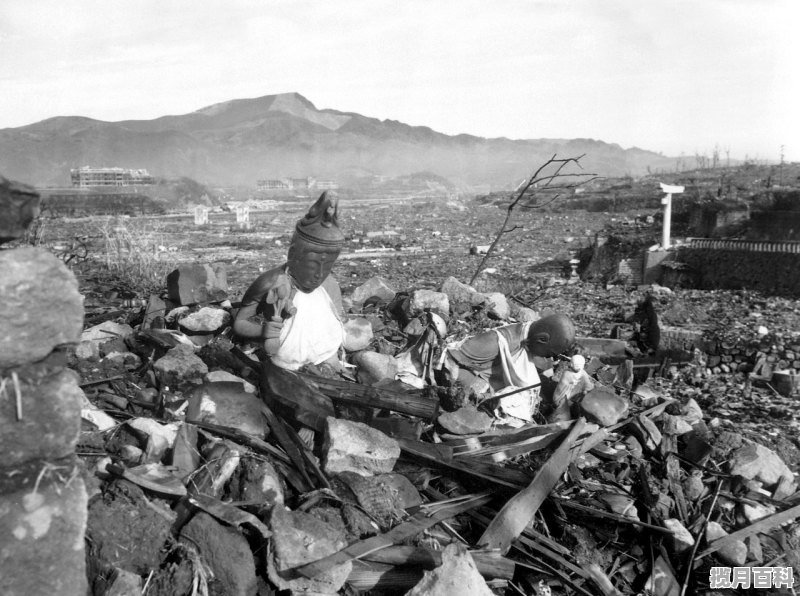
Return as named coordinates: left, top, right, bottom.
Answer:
left=103, top=568, right=143, bottom=595
left=75, top=321, right=134, bottom=360
left=683, top=471, right=705, bottom=500
left=204, top=370, right=256, bottom=393
left=153, top=344, right=208, bottom=390
left=598, top=492, right=639, bottom=521
left=343, top=317, right=375, bottom=351
left=267, top=507, right=352, bottom=594
left=484, top=291, right=510, bottom=320
left=407, top=289, right=450, bottom=317
left=228, top=457, right=284, bottom=511
left=578, top=388, right=629, bottom=426
left=336, top=472, right=421, bottom=528
left=185, top=382, right=269, bottom=438
left=406, top=543, right=494, bottom=596
left=166, top=263, right=228, bottom=305
left=643, top=556, right=681, bottom=596
left=741, top=502, right=776, bottom=523
left=440, top=276, right=479, bottom=305
left=706, top=521, right=747, bottom=566
left=728, top=442, right=795, bottom=488
left=664, top=518, right=695, bottom=554
left=350, top=276, right=396, bottom=305
left=353, top=350, right=398, bottom=385
left=178, top=307, right=231, bottom=334
left=680, top=398, right=704, bottom=426
left=180, top=512, right=257, bottom=596
left=323, top=418, right=400, bottom=477
left=628, top=414, right=662, bottom=452
left=0, top=247, right=84, bottom=367
left=437, top=405, right=493, bottom=435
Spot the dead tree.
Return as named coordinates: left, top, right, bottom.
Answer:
left=469, top=154, right=598, bottom=285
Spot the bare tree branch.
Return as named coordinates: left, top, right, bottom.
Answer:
left=469, top=154, right=597, bottom=285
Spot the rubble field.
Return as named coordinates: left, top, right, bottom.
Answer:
left=47, top=198, right=800, bottom=595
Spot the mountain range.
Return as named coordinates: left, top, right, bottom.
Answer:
left=0, top=92, right=679, bottom=188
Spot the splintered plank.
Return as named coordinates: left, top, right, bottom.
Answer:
left=398, top=438, right=531, bottom=489
left=299, top=372, right=439, bottom=420
left=295, top=492, right=493, bottom=579
left=362, top=545, right=515, bottom=580
left=478, top=417, right=587, bottom=554
left=697, top=502, right=800, bottom=559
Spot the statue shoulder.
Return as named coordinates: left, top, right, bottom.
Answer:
left=241, top=264, right=287, bottom=304
left=321, top=275, right=344, bottom=315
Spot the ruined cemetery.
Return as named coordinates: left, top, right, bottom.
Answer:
left=2, top=161, right=800, bottom=596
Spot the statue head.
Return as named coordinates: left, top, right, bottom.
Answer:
left=526, top=313, right=576, bottom=358
left=287, top=192, right=344, bottom=292
left=569, top=354, right=586, bottom=372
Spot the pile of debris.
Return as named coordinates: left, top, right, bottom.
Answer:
left=68, top=266, right=800, bottom=595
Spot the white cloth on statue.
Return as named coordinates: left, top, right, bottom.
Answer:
left=494, top=321, right=541, bottom=422
left=270, top=286, right=345, bottom=371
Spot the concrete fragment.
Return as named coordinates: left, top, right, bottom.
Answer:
left=437, top=405, right=493, bottom=435
left=407, top=289, right=450, bottom=317
left=0, top=175, right=40, bottom=243
left=0, top=472, right=88, bottom=596
left=267, top=507, right=351, bottom=594
left=178, top=306, right=230, bottom=334
left=1, top=368, right=83, bottom=466
left=729, top=442, right=795, bottom=488
left=578, top=388, right=629, bottom=426
left=166, top=263, right=228, bottom=305
left=351, top=276, right=396, bottom=305
left=180, top=512, right=257, bottom=596
left=0, top=247, right=84, bottom=367
left=406, top=543, right=494, bottom=596
left=343, top=317, right=374, bottom=351
left=706, top=521, right=747, bottom=566
left=153, top=344, right=208, bottom=391
left=664, top=518, right=695, bottom=554
left=484, top=291, right=510, bottom=320
left=204, top=370, right=256, bottom=393
left=440, top=276, right=479, bottom=305
left=323, top=418, right=400, bottom=476
left=185, top=382, right=268, bottom=438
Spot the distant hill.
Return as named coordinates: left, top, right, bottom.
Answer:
left=0, top=92, right=680, bottom=188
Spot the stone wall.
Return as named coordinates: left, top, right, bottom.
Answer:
left=0, top=177, right=88, bottom=595
left=677, top=246, right=800, bottom=296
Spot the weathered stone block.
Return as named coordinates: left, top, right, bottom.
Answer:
left=0, top=248, right=84, bottom=367
left=407, top=289, right=450, bottom=317
left=166, top=263, right=228, bottom=305
left=350, top=276, right=396, bottom=305
left=75, top=321, right=134, bottom=360
left=323, top=418, right=400, bottom=476
left=153, top=344, right=208, bottom=390
left=440, top=276, right=478, bottom=305
left=343, top=317, right=374, bottom=351
left=729, top=442, right=795, bottom=488
left=484, top=291, right=510, bottom=320
left=0, top=469, right=88, bottom=596
left=0, top=368, right=83, bottom=467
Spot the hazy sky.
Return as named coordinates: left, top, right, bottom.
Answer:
left=1, top=0, right=797, bottom=160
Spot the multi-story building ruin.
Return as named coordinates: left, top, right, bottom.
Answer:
left=256, top=176, right=338, bottom=192
left=70, top=166, right=154, bottom=188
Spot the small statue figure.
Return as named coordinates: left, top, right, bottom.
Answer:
left=548, top=354, right=594, bottom=422
left=443, top=314, right=577, bottom=397
left=232, top=192, right=345, bottom=371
